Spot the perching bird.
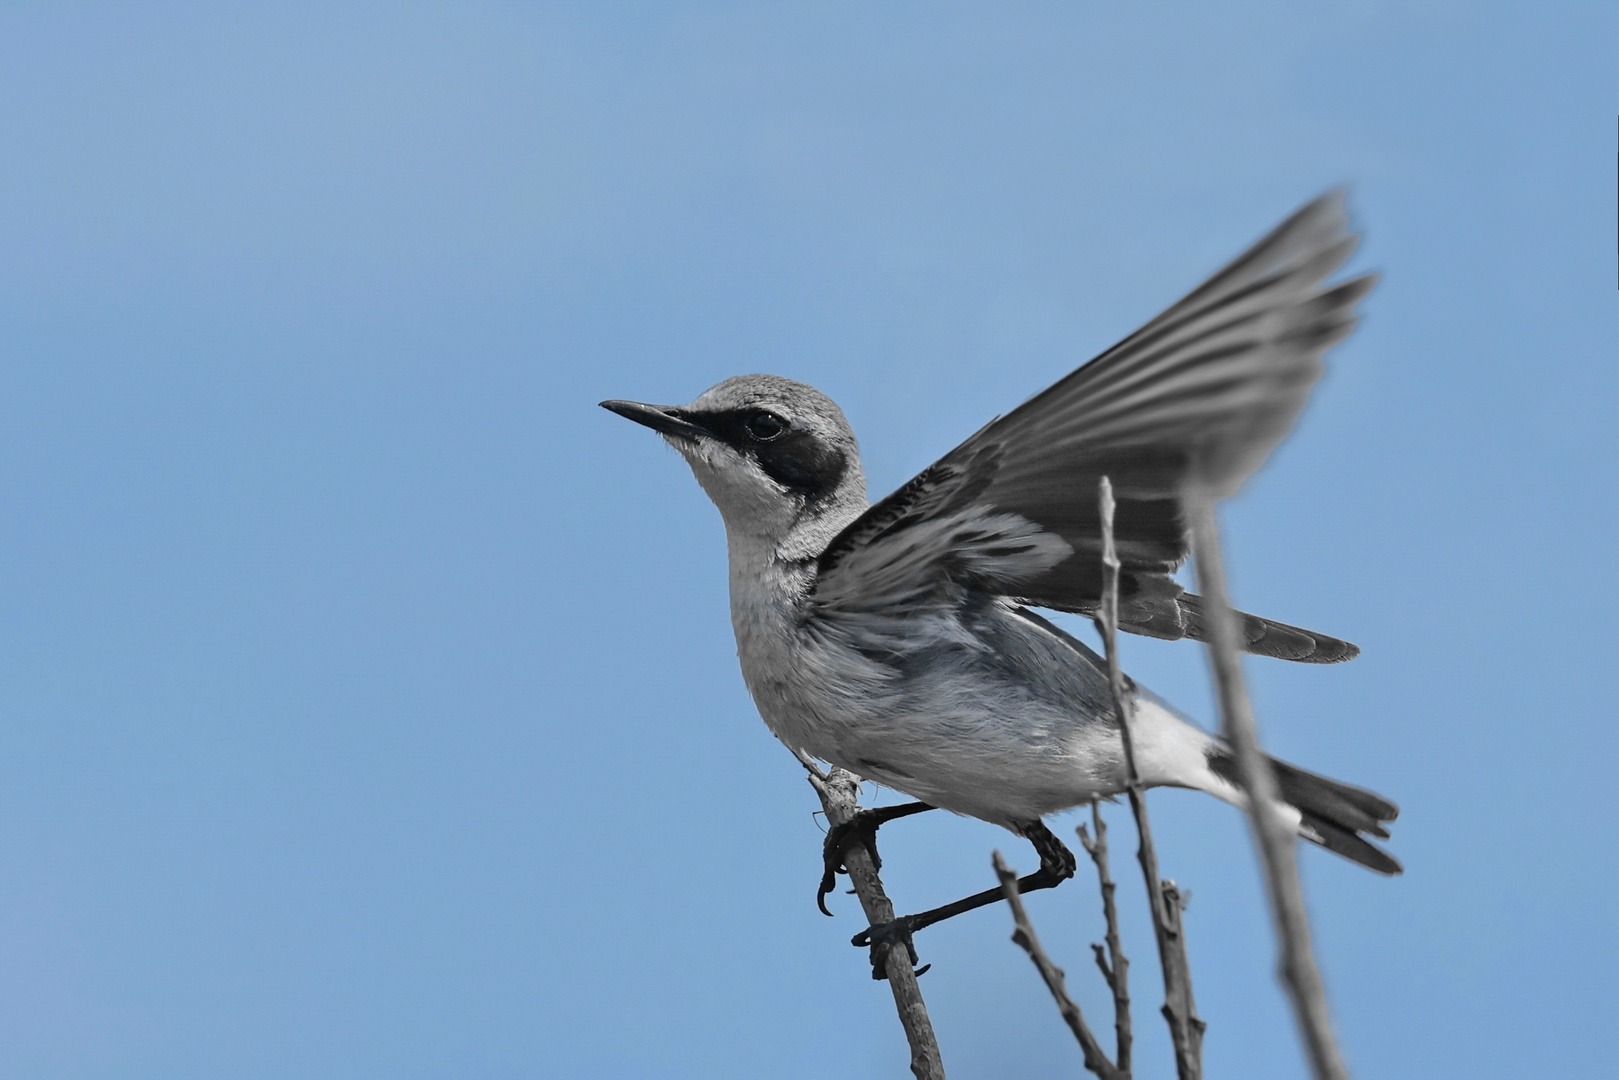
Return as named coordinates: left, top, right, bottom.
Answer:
left=602, top=192, right=1398, bottom=959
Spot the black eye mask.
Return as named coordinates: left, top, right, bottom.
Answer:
left=690, top=408, right=849, bottom=502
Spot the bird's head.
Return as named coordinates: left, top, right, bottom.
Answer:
left=602, top=374, right=867, bottom=555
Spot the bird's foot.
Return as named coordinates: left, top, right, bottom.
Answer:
left=817, top=817, right=876, bottom=916
left=851, top=915, right=930, bottom=981
left=1019, top=818, right=1079, bottom=881
left=816, top=801, right=934, bottom=916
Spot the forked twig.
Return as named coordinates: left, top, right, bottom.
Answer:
left=1077, top=800, right=1131, bottom=1072
left=796, top=750, right=946, bottom=1080
left=993, top=852, right=1124, bottom=1080
left=1186, top=494, right=1350, bottom=1080
left=1098, top=476, right=1205, bottom=1079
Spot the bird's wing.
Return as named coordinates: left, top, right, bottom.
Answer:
left=814, top=192, right=1372, bottom=662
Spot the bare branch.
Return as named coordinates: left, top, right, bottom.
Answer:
left=1078, top=801, right=1132, bottom=1072
left=1186, top=494, right=1350, bottom=1080
left=1098, top=476, right=1205, bottom=1079
left=792, top=746, right=829, bottom=783
left=800, top=758, right=946, bottom=1080
left=993, top=852, right=1124, bottom=1080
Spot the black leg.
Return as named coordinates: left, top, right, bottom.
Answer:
left=818, top=801, right=935, bottom=915
left=1021, top=818, right=1079, bottom=879
left=852, top=819, right=1076, bottom=979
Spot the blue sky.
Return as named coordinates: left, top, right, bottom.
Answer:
left=0, top=3, right=1614, bottom=1077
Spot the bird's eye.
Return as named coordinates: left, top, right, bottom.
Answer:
left=746, top=411, right=787, bottom=441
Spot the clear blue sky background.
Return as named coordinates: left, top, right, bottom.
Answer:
left=1, top=3, right=1614, bottom=1078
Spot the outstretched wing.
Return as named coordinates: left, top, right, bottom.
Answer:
left=815, top=192, right=1372, bottom=662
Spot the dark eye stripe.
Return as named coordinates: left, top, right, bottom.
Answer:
left=685, top=407, right=848, bottom=503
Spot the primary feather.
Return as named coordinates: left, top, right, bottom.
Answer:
left=818, top=190, right=1372, bottom=661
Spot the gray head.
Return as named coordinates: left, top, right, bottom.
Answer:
left=602, top=375, right=867, bottom=552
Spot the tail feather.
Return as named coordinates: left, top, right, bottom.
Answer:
left=1299, top=812, right=1403, bottom=876
left=1174, top=593, right=1360, bottom=664
left=1271, top=757, right=1397, bottom=838
left=1207, top=747, right=1401, bottom=875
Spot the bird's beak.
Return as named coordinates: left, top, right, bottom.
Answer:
left=600, top=399, right=710, bottom=441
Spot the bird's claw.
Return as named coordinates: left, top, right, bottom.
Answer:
left=851, top=916, right=929, bottom=980
left=815, top=867, right=840, bottom=917
left=816, top=816, right=881, bottom=916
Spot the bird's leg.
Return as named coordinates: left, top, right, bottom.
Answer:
left=852, top=820, right=1077, bottom=980
left=818, top=801, right=936, bottom=916
left=1021, top=817, right=1080, bottom=880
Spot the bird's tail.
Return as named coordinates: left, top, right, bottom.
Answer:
left=1173, top=593, right=1360, bottom=664
left=1108, top=585, right=1360, bottom=663
left=1205, top=746, right=1401, bottom=875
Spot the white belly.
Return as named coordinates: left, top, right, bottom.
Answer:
left=725, top=543, right=1223, bottom=828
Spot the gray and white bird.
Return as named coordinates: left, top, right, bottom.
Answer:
left=603, top=192, right=1398, bottom=952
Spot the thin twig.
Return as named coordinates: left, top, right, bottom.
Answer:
left=1077, top=801, right=1131, bottom=1073
left=1098, top=476, right=1205, bottom=1079
left=796, top=751, right=946, bottom=1080
left=1186, top=494, right=1350, bottom=1080
left=993, top=852, right=1124, bottom=1080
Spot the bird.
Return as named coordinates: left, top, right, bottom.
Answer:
left=601, top=192, right=1398, bottom=964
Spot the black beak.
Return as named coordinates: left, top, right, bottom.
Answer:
left=600, top=399, right=709, bottom=441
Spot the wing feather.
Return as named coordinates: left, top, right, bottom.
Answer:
left=816, top=192, right=1371, bottom=663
